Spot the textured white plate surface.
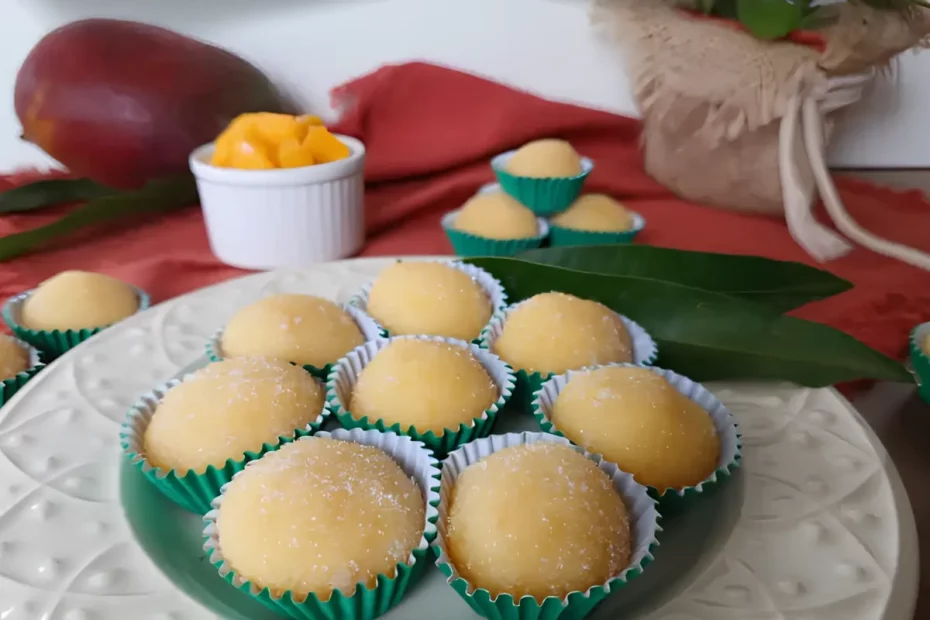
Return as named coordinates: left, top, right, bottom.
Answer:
left=0, top=256, right=918, bottom=620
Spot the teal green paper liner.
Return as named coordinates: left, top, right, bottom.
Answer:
left=442, top=209, right=548, bottom=257
left=910, top=323, right=930, bottom=404
left=549, top=212, right=646, bottom=247
left=491, top=150, right=593, bottom=216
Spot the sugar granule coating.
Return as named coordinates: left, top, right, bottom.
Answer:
left=365, top=262, right=493, bottom=341
left=551, top=366, right=720, bottom=491
left=492, top=292, right=632, bottom=374
left=21, top=270, right=139, bottom=331
left=142, top=357, right=325, bottom=474
left=454, top=192, right=539, bottom=240
left=0, top=335, right=29, bottom=381
left=217, top=437, right=425, bottom=602
left=221, top=294, right=364, bottom=368
left=504, top=139, right=583, bottom=178
left=350, top=339, right=497, bottom=434
left=446, top=443, right=631, bottom=602
left=551, top=194, right=634, bottom=233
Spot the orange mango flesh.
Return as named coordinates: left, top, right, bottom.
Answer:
left=209, top=112, right=351, bottom=170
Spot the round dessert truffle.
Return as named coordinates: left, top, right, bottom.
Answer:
left=365, top=262, right=493, bottom=341
left=221, top=294, right=365, bottom=368
left=551, top=194, right=634, bottom=232
left=492, top=292, right=632, bottom=375
left=550, top=366, right=720, bottom=490
left=505, top=139, right=582, bottom=178
left=350, top=339, right=497, bottom=433
left=446, top=442, right=630, bottom=601
left=20, top=270, right=139, bottom=331
left=143, top=358, right=325, bottom=474
left=0, top=335, right=29, bottom=380
left=454, top=192, right=539, bottom=239
left=923, top=332, right=930, bottom=355
left=217, top=437, right=425, bottom=601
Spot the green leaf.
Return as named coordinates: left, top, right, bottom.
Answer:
left=516, top=245, right=852, bottom=312
left=737, top=0, right=804, bottom=39
left=0, top=178, right=119, bottom=214
left=466, top=257, right=910, bottom=386
left=0, top=175, right=198, bottom=262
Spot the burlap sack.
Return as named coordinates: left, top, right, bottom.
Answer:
left=592, top=0, right=930, bottom=269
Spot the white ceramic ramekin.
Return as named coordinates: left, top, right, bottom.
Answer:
left=189, top=135, right=366, bottom=270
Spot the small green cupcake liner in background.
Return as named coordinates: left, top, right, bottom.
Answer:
left=491, top=150, right=594, bottom=216
left=120, top=376, right=330, bottom=514
left=434, top=431, right=661, bottom=620
left=3, top=286, right=151, bottom=359
left=327, top=334, right=516, bottom=455
left=909, top=322, right=930, bottom=404
left=478, top=303, right=658, bottom=413
left=549, top=212, right=646, bottom=247
left=206, top=304, right=385, bottom=380
left=203, top=427, right=441, bottom=620
left=532, top=363, right=742, bottom=515
left=441, top=208, right=549, bottom=257
left=0, top=339, right=45, bottom=407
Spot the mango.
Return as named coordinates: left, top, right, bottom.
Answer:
left=15, top=18, right=294, bottom=189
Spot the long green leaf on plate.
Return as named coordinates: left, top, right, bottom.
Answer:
left=467, top=257, right=909, bottom=386
left=0, top=178, right=119, bottom=214
left=517, top=245, right=852, bottom=313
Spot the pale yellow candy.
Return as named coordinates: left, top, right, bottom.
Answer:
left=143, top=358, right=324, bottom=474
left=366, top=262, right=492, bottom=341
left=492, top=292, right=632, bottom=375
left=923, top=333, right=930, bottom=356
left=221, top=294, right=364, bottom=368
left=21, top=270, right=139, bottom=331
left=454, top=192, right=538, bottom=240
left=551, top=194, right=634, bottom=232
left=551, top=366, right=720, bottom=491
left=218, top=438, right=425, bottom=602
left=505, top=139, right=582, bottom=178
left=446, top=443, right=630, bottom=601
left=350, top=339, right=497, bottom=433
left=0, top=335, right=29, bottom=380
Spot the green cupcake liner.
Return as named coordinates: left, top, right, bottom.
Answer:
left=206, top=304, right=386, bottom=380
left=326, top=335, right=516, bottom=455
left=203, top=428, right=441, bottom=620
left=434, top=431, right=661, bottom=620
left=441, top=208, right=549, bottom=257
left=531, top=363, right=742, bottom=515
left=910, top=322, right=930, bottom=404
left=549, top=212, right=646, bottom=247
left=3, top=286, right=151, bottom=359
left=0, top=339, right=45, bottom=407
left=120, top=376, right=329, bottom=514
left=491, top=151, right=593, bottom=216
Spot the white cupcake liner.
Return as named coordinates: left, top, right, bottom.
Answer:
left=434, top=431, right=660, bottom=609
left=326, top=335, right=516, bottom=454
left=203, top=428, right=441, bottom=603
left=532, top=363, right=742, bottom=500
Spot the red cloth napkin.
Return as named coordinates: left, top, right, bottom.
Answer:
left=2, top=61, right=929, bottom=366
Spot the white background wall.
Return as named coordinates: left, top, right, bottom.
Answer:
left=2, top=0, right=929, bottom=172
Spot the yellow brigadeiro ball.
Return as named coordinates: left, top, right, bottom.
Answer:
left=551, top=194, right=635, bottom=232
left=142, top=358, right=325, bottom=474
left=446, top=443, right=631, bottom=601
left=453, top=192, right=539, bottom=240
left=550, top=366, right=720, bottom=491
left=350, top=339, right=497, bottom=434
left=505, top=139, right=583, bottom=178
left=492, top=292, right=632, bottom=375
left=221, top=294, right=364, bottom=368
left=0, top=335, right=29, bottom=380
left=922, top=333, right=930, bottom=356
left=365, top=262, right=493, bottom=341
left=217, top=438, right=425, bottom=602
left=20, top=270, right=139, bottom=331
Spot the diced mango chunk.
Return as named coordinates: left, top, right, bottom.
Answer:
left=278, top=137, right=316, bottom=168
left=303, top=126, right=351, bottom=164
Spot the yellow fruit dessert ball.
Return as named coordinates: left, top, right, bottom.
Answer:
left=923, top=333, right=930, bottom=356
left=365, top=262, right=493, bottom=341
left=551, top=366, right=720, bottom=491
left=143, top=358, right=325, bottom=474
left=217, top=437, right=425, bottom=602
left=21, top=270, right=139, bottom=331
left=492, top=292, right=632, bottom=375
left=221, top=294, right=365, bottom=368
left=446, top=443, right=630, bottom=601
left=0, top=335, right=29, bottom=380
left=551, top=194, right=634, bottom=232
left=350, top=339, right=497, bottom=433
left=505, top=139, right=582, bottom=178
left=454, top=192, right=539, bottom=240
